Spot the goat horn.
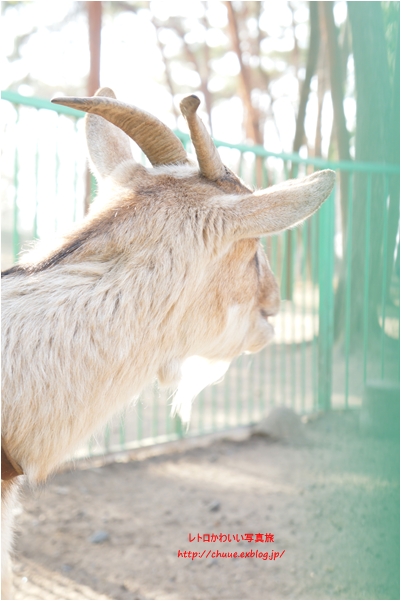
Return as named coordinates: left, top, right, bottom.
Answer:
left=180, top=95, right=225, bottom=181
left=94, top=87, right=116, bottom=98
left=51, top=95, right=188, bottom=167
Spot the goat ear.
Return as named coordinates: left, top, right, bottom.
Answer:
left=86, top=87, right=134, bottom=180
left=224, top=170, right=335, bottom=239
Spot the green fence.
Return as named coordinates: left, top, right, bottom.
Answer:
left=2, top=91, right=399, bottom=456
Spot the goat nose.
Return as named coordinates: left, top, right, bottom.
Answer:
left=262, top=300, right=280, bottom=317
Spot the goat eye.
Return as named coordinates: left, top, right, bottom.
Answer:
left=254, top=252, right=260, bottom=273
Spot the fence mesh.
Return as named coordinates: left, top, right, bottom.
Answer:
left=2, top=91, right=399, bottom=456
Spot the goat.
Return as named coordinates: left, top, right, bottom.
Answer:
left=1, top=87, right=335, bottom=598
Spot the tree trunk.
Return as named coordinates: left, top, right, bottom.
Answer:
left=347, top=1, right=393, bottom=348
left=87, top=1, right=102, bottom=95
left=386, top=9, right=400, bottom=298
left=292, top=2, right=320, bottom=160
left=225, top=1, right=263, bottom=186
left=320, top=2, right=353, bottom=341
left=86, top=1, right=102, bottom=214
left=314, top=49, right=327, bottom=158
left=288, top=3, right=319, bottom=301
left=225, top=1, right=261, bottom=143
left=321, top=2, right=350, bottom=162
left=320, top=2, right=350, bottom=227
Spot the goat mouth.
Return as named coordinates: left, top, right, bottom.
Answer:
left=260, top=309, right=271, bottom=320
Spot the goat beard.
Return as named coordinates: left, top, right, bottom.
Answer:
left=171, top=356, right=230, bottom=425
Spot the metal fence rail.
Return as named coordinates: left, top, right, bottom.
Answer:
left=2, top=91, right=399, bottom=456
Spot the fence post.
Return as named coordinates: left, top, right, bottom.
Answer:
left=317, top=189, right=335, bottom=410
left=174, top=415, right=184, bottom=438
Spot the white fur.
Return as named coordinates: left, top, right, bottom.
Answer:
left=172, top=356, right=230, bottom=424
left=1, top=90, right=335, bottom=598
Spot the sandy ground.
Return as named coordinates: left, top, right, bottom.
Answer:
left=11, top=411, right=400, bottom=601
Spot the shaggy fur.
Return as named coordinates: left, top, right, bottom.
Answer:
left=1, top=88, right=335, bottom=598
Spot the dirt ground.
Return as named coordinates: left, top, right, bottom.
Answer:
left=11, top=411, right=399, bottom=601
